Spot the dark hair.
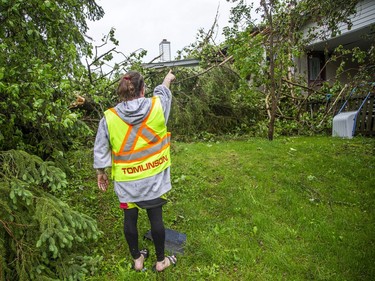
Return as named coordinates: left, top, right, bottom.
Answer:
left=117, top=71, right=145, bottom=101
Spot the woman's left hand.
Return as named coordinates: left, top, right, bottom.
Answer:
left=97, top=173, right=109, bottom=191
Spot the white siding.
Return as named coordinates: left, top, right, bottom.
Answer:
left=303, top=0, right=375, bottom=45
left=338, top=0, right=375, bottom=34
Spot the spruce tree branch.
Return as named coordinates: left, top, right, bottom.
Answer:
left=0, top=219, right=15, bottom=238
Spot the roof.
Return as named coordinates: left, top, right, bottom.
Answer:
left=142, top=58, right=200, bottom=69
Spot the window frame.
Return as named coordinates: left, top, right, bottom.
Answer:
left=307, top=51, right=326, bottom=86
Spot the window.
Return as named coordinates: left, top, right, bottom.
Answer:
left=308, top=52, right=326, bottom=85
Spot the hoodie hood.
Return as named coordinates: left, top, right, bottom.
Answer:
left=114, top=97, right=152, bottom=125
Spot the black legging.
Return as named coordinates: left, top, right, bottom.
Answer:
left=124, top=206, right=165, bottom=262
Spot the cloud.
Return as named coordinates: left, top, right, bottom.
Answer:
left=87, top=0, right=238, bottom=62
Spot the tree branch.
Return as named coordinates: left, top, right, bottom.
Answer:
left=282, top=78, right=326, bottom=96
left=175, top=55, right=234, bottom=84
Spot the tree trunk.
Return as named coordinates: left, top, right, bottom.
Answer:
left=262, top=0, right=276, bottom=140
left=268, top=94, right=277, bottom=140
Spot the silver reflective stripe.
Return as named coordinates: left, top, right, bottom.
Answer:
left=122, top=122, right=159, bottom=152
left=122, top=125, right=139, bottom=151
left=114, top=134, right=170, bottom=162
left=141, top=127, right=159, bottom=143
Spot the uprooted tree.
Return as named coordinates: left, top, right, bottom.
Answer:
left=0, top=1, right=109, bottom=280
left=0, top=0, right=105, bottom=157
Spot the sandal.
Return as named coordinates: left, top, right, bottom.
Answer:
left=152, top=255, right=177, bottom=272
left=132, top=248, right=149, bottom=271
left=140, top=248, right=149, bottom=259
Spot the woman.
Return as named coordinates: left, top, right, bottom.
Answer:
left=93, top=70, right=176, bottom=272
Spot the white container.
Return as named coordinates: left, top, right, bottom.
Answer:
left=332, top=111, right=357, bottom=138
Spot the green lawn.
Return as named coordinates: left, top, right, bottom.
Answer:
left=72, top=136, right=375, bottom=280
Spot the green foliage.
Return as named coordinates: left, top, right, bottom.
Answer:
left=329, top=43, right=375, bottom=84
left=227, top=28, right=266, bottom=86
left=75, top=29, right=149, bottom=131
left=0, top=0, right=104, bottom=158
left=304, top=0, right=359, bottom=39
left=222, top=0, right=370, bottom=139
left=139, top=65, right=266, bottom=140
left=0, top=150, right=102, bottom=280
left=222, top=0, right=255, bottom=39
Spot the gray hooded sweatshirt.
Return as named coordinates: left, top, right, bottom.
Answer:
left=93, top=85, right=172, bottom=203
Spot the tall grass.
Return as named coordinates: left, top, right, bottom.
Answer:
left=74, top=136, right=374, bottom=280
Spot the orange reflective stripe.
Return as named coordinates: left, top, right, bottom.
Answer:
left=105, top=96, right=170, bottom=182
left=120, top=123, right=134, bottom=153
left=108, top=107, right=133, bottom=153
left=130, top=126, right=141, bottom=151
left=113, top=129, right=162, bottom=157
left=111, top=96, right=168, bottom=163
left=144, top=96, right=157, bottom=123
left=130, top=97, right=157, bottom=150
left=143, top=97, right=162, bottom=144
left=110, top=97, right=160, bottom=154
left=114, top=134, right=170, bottom=163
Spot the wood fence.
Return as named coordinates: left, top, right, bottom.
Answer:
left=354, top=92, right=375, bottom=136
left=333, top=90, right=375, bottom=136
left=307, top=87, right=375, bottom=136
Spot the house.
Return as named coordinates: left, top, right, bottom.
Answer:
left=293, top=0, right=375, bottom=137
left=296, top=0, right=375, bottom=87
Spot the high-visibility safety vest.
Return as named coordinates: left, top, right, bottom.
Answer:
left=104, top=96, right=171, bottom=182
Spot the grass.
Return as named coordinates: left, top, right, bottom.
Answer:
left=68, top=136, right=375, bottom=280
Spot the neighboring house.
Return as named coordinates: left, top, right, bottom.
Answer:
left=296, top=0, right=375, bottom=87
left=294, top=0, right=375, bottom=137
